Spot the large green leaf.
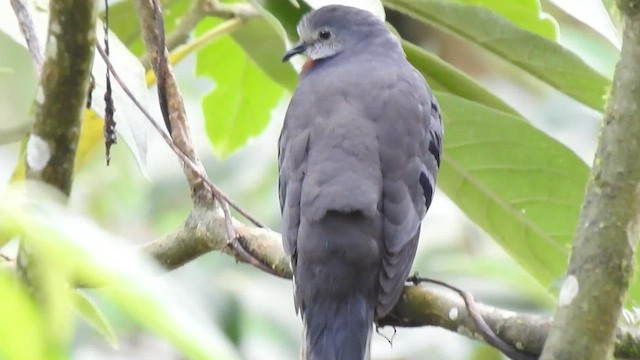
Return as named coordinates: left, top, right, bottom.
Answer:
left=230, top=15, right=298, bottom=91
left=0, top=30, right=38, bottom=135
left=253, top=0, right=309, bottom=40
left=196, top=19, right=284, bottom=157
left=384, top=0, right=611, bottom=112
left=435, top=91, right=589, bottom=290
left=451, top=0, right=558, bottom=40
left=403, top=40, right=519, bottom=116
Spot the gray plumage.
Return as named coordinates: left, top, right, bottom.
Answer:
left=279, top=5, right=443, bottom=360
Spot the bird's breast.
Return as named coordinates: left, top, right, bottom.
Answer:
left=301, top=59, right=315, bottom=74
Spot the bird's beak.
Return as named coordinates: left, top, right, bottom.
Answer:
left=282, top=42, right=308, bottom=62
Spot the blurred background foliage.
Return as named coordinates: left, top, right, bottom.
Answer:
left=0, top=0, right=622, bottom=359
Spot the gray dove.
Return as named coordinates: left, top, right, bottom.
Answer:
left=279, top=5, right=443, bottom=359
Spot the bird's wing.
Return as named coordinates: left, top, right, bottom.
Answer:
left=278, top=84, right=318, bottom=301
left=278, top=124, right=309, bottom=273
left=376, top=73, right=443, bottom=316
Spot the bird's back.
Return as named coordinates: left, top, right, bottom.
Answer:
left=282, top=53, right=434, bottom=222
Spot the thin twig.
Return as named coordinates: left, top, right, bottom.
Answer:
left=97, top=42, right=263, bottom=227
left=164, top=0, right=206, bottom=52
left=167, top=0, right=257, bottom=50
left=409, top=275, right=537, bottom=360
left=148, top=0, right=264, bottom=228
left=95, top=43, right=276, bottom=276
left=149, top=0, right=276, bottom=275
left=151, top=0, right=264, bottom=227
left=204, top=0, right=258, bottom=19
left=143, top=0, right=258, bottom=67
left=173, top=17, right=244, bottom=60
left=0, top=124, right=31, bottom=144
left=0, top=253, right=16, bottom=272
left=10, top=0, right=43, bottom=74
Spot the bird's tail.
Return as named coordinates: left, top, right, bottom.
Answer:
left=301, top=294, right=374, bottom=360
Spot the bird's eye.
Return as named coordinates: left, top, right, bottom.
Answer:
left=318, top=30, right=331, bottom=40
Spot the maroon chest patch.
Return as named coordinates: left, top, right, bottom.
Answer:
left=301, top=59, right=315, bottom=74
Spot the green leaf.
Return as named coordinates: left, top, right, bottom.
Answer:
left=471, top=343, right=503, bottom=360
left=558, top=25, right=618, bottom=79
left=0, top=187, right=239, bottom=360
left=548, top=0, right=621, bottom=49
left=435, top=91, right=589, bottom=291
left=230, top=14, right=298, bottom=91
left=37, top=258, right=74, bottom=358
left=0, top=271, right=47, bottom=360
left=196, top=19, right=284, bottom=157
left=73, top=290, right=118, bottom=348
left=252, top=0, right=309, bottom=40
left=403, top=40, right=519, bottom=116
left=303, top=0, right=386, bottom=19
left=384, top=0, right=611, bottom=112
left=0, top=30, right=38, bottom=136
left=450, top=0, right=558, bottom=40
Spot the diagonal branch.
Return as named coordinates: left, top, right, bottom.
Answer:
left=134, top=0, right=212, bottom=205
left=95, top=42, right=273, bottom=275
left=0, top=124, right=31, bottom=145
left=10, top=0, right=44, bottom=74
left=140, top=0, right=258, bottom=69
left=540, top=4, right=640, bottom=360
left=129, top=0, right=274, bottom=276
left=165, top=0, right=257, bottom=52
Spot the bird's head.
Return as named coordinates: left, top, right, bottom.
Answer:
left=282, top=5, right=393, bottom=65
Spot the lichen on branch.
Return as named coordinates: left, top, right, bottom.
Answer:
left=26, top=0, right=98, bottom=191
left=16, top=0, right=98, bottom=296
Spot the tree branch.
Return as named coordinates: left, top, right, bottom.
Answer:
left=143, top=206, right=291, bottom=277
left=10, top=0, right=44, bottom=74
left=134, top=0, right=212, bottom=206
left=131, top=0, right=276, bottom=276
left=24, top=0, right=96, bottom=192
left=17, top=0, right=97, bottom=288
left=0, top=124, right=31, bottom=145
left=140, top=0, right=258, bottom=69
left=140, top=206, right=640, bottom=359
left=165, top=0, right=257, bottom=52
left=540, top=3, right=640, bottom=360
